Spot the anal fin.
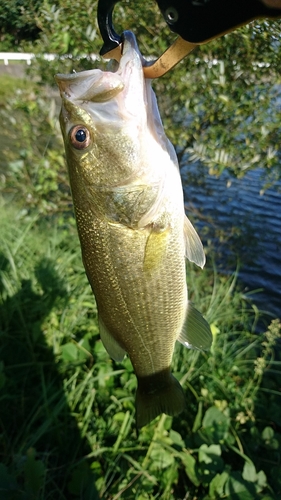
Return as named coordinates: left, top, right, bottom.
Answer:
left=178, top=302, right=212, bottom=351
left=99, top=316, right=126, bottom=362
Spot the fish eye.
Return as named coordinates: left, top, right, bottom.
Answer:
left=69, top=125, right=91, bottom=150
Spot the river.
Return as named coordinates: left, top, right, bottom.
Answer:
left=182, top=161, right=281, bottom=320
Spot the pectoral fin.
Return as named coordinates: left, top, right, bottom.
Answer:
left=99, top=317, right=126, bottom=362
left=184, top=216, right=205, bottom=269
left=143, top=226, right=170, bottom=273
left=178, top=302, right=212, bottom=351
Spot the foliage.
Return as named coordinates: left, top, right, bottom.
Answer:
left=0, top=75, right=70, bottom=216
left=156, top=20, right=281, bottom=182
left=1, top=1, right=281, bottom=180
left=0, top=6, right=281, bottom=498
left=23, top=0, right=281, bottom=182
left=0, top=0, right=43, bottom=50
left=0, top=203, right=280, bottom=499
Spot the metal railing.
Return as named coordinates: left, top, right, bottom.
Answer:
left=0, top=52, right=100, bottom=65
left=0, top=52, right=33, bottom=65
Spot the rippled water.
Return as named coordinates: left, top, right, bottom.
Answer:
left=182, top=162, right=281, bottom=319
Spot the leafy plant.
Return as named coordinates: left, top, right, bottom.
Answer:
left=0, top=203, right=280, bottom=499
left=0, top=6, right=281, bottom=497
left=0, top=76, right=71, bottom=216
left=24, top=0, right=281, bottom=182
left=0, top=0, right=43, bottom=49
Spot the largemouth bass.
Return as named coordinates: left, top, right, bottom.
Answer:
left=55, top=31, right=212, bottom=428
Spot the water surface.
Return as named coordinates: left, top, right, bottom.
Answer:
left=182, top=162, right=281, bottom=319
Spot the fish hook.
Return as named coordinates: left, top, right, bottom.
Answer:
left=97, top=0, right=196, bottom=78
left=97, top=0, right=281, bottom=79
left=97, top=0, right=122, bottom=57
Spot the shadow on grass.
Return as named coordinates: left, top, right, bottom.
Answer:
left=0, top=253, right=99, bottom=499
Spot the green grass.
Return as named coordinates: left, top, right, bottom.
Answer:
left=0, top=202, right=280, bottom=499
left=0, top=75, right=71, bottom=218
left=0, top=74, right=33, bottom=105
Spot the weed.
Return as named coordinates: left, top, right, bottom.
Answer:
left=0, top=203, right=280, bottom=499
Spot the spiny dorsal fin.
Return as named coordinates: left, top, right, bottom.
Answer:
left=99, top=316, right=126, bottom=362
left=184, top=215, right=205, bottom=269
left=178, top=302, right=212, bottom=351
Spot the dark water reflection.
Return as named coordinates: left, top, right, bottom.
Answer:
left=182, top=161, right=281, bottom=319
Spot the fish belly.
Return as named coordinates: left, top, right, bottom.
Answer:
left=74, top=206, right=187, bottom=379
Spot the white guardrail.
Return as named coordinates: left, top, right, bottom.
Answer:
left=0, top=52, right=100, bottom=65
left=0, top=52, right=57, bottom=65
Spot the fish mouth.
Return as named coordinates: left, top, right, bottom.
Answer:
left=118, top=30, right=144, bottom=72
left=55, top=30, right=144, bottom=104
left=114, top=31, right=146, bottom=114
left=55, top=69, right=125, bottom=103
left=55, top=29, right=147, bottom=129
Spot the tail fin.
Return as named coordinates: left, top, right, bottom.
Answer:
left=135, top=370, right=186, bottom=429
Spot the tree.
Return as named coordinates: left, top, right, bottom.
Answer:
left=7, top=0, right=281, bottom=181
left=0, top=0, right=43, bottom=50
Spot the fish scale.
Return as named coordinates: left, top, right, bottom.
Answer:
left=56, top=30, right=212, bottom=428
left=78, top=215, right=186, bottom=376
